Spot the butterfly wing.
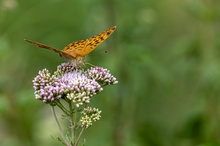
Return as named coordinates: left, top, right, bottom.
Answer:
left=63, top=40, right=86, bottom=58
left=25, top=26, right=116, bottom=61
left=24, top=39, right=74, bottom=60
left=63, top=26, right=116, bottom=58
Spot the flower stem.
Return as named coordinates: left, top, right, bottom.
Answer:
left=68, top=101, right=75, bottom=144
left=74, top=127, right=85, bottom=146
left=51, top=106, right=70, bottom=146
left=55, top=100, right=70, bottom=116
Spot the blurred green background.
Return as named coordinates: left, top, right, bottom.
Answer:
left=1, top=0, right=220, bottom=146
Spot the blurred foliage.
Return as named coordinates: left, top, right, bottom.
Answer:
left=0, top=0, right=220, bottom=146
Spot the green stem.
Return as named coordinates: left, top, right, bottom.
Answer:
left=51, top=106, right=70, bottom=146
left=74, top=127, right=85, bottom=146
left=68, top=101, right=75, bottom=144
left=74, top=106, right=77, bottom=129
left=56, top=100, right=70, bottom=116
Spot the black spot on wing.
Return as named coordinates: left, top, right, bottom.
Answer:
left=106, top=31, right=111, bottom=35
left=100, top=37, right=104, bottom=41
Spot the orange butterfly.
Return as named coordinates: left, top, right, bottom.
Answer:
left=25, top=26, right=116, bottom=66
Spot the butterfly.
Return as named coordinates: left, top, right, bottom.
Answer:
left=24, top=26, right=116, bottom=66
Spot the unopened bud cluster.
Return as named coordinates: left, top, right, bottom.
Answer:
left=80, top=107, right=102, bottom=128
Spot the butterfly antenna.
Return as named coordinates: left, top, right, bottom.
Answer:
left=89, top=50, right=109, bottom=56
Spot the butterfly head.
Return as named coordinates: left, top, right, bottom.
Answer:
left=66, top=56, right=85, bottom=67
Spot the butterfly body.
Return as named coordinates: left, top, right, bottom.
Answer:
left=25, top=26, right=116, bottom=66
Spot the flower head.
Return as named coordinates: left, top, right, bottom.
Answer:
left=87, top=67, right=118, bottom=85
left=61, top=71, right=103, bottom=107
left=33, top=69, right=63, bottom=103
left=32, top=63, right=118, bottom=107
left=80, top=107, right=101, bottom=128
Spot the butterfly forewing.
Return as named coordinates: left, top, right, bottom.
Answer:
left=83, top=26, right=116, bottom=56
left=24, top=39, right=74, bottom=60
left=63, top=26, right=116, bottom=58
